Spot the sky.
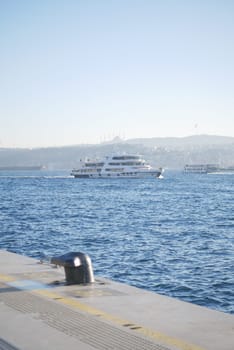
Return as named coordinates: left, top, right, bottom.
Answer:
left=0, top=0, right=234, bottom=148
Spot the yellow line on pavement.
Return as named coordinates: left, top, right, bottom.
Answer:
left=0, top=274, right=14, bottom=282
left=0, top=272, right=206, bottom=350
left=36, top=289, right=206, bottom=350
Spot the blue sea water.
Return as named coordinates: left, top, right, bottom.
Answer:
left=0, top=170, right=233, bottom=314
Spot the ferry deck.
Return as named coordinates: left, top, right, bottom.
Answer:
left=0, top=250, right=233, bottom=350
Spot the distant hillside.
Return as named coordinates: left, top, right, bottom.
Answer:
left=0, top=135, right=233, bottom=170
left=125, top=135, right=234, bottom=148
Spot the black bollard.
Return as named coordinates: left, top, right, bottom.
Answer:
left=51, top=252, right=94, bottom=284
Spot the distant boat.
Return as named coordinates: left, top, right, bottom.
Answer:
left=71, top=154, right=163, bottom=179
left=184, top=164, right=234, bottom=174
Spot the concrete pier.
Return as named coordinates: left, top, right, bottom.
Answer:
left=0, top=250, right=233, bottom=350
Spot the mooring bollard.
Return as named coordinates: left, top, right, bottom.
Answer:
left=51, top=252, right=94, bottom=284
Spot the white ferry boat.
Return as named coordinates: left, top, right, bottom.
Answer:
left=184, top=164, right=234, bottom=174
left=184, top=164, right=217, bottom=174
left=71, top=155, right=163, bottom=179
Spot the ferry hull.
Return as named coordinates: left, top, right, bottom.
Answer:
left=73, top=171, right=162, bottom=179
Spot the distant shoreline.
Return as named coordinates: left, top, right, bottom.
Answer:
left=0, top=166, right=44, bottom=171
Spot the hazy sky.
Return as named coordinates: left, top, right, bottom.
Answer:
left=0, top=0, right=234, bottom=148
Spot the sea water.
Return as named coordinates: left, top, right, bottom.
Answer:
left=0, top=170, right=233, bottom=314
